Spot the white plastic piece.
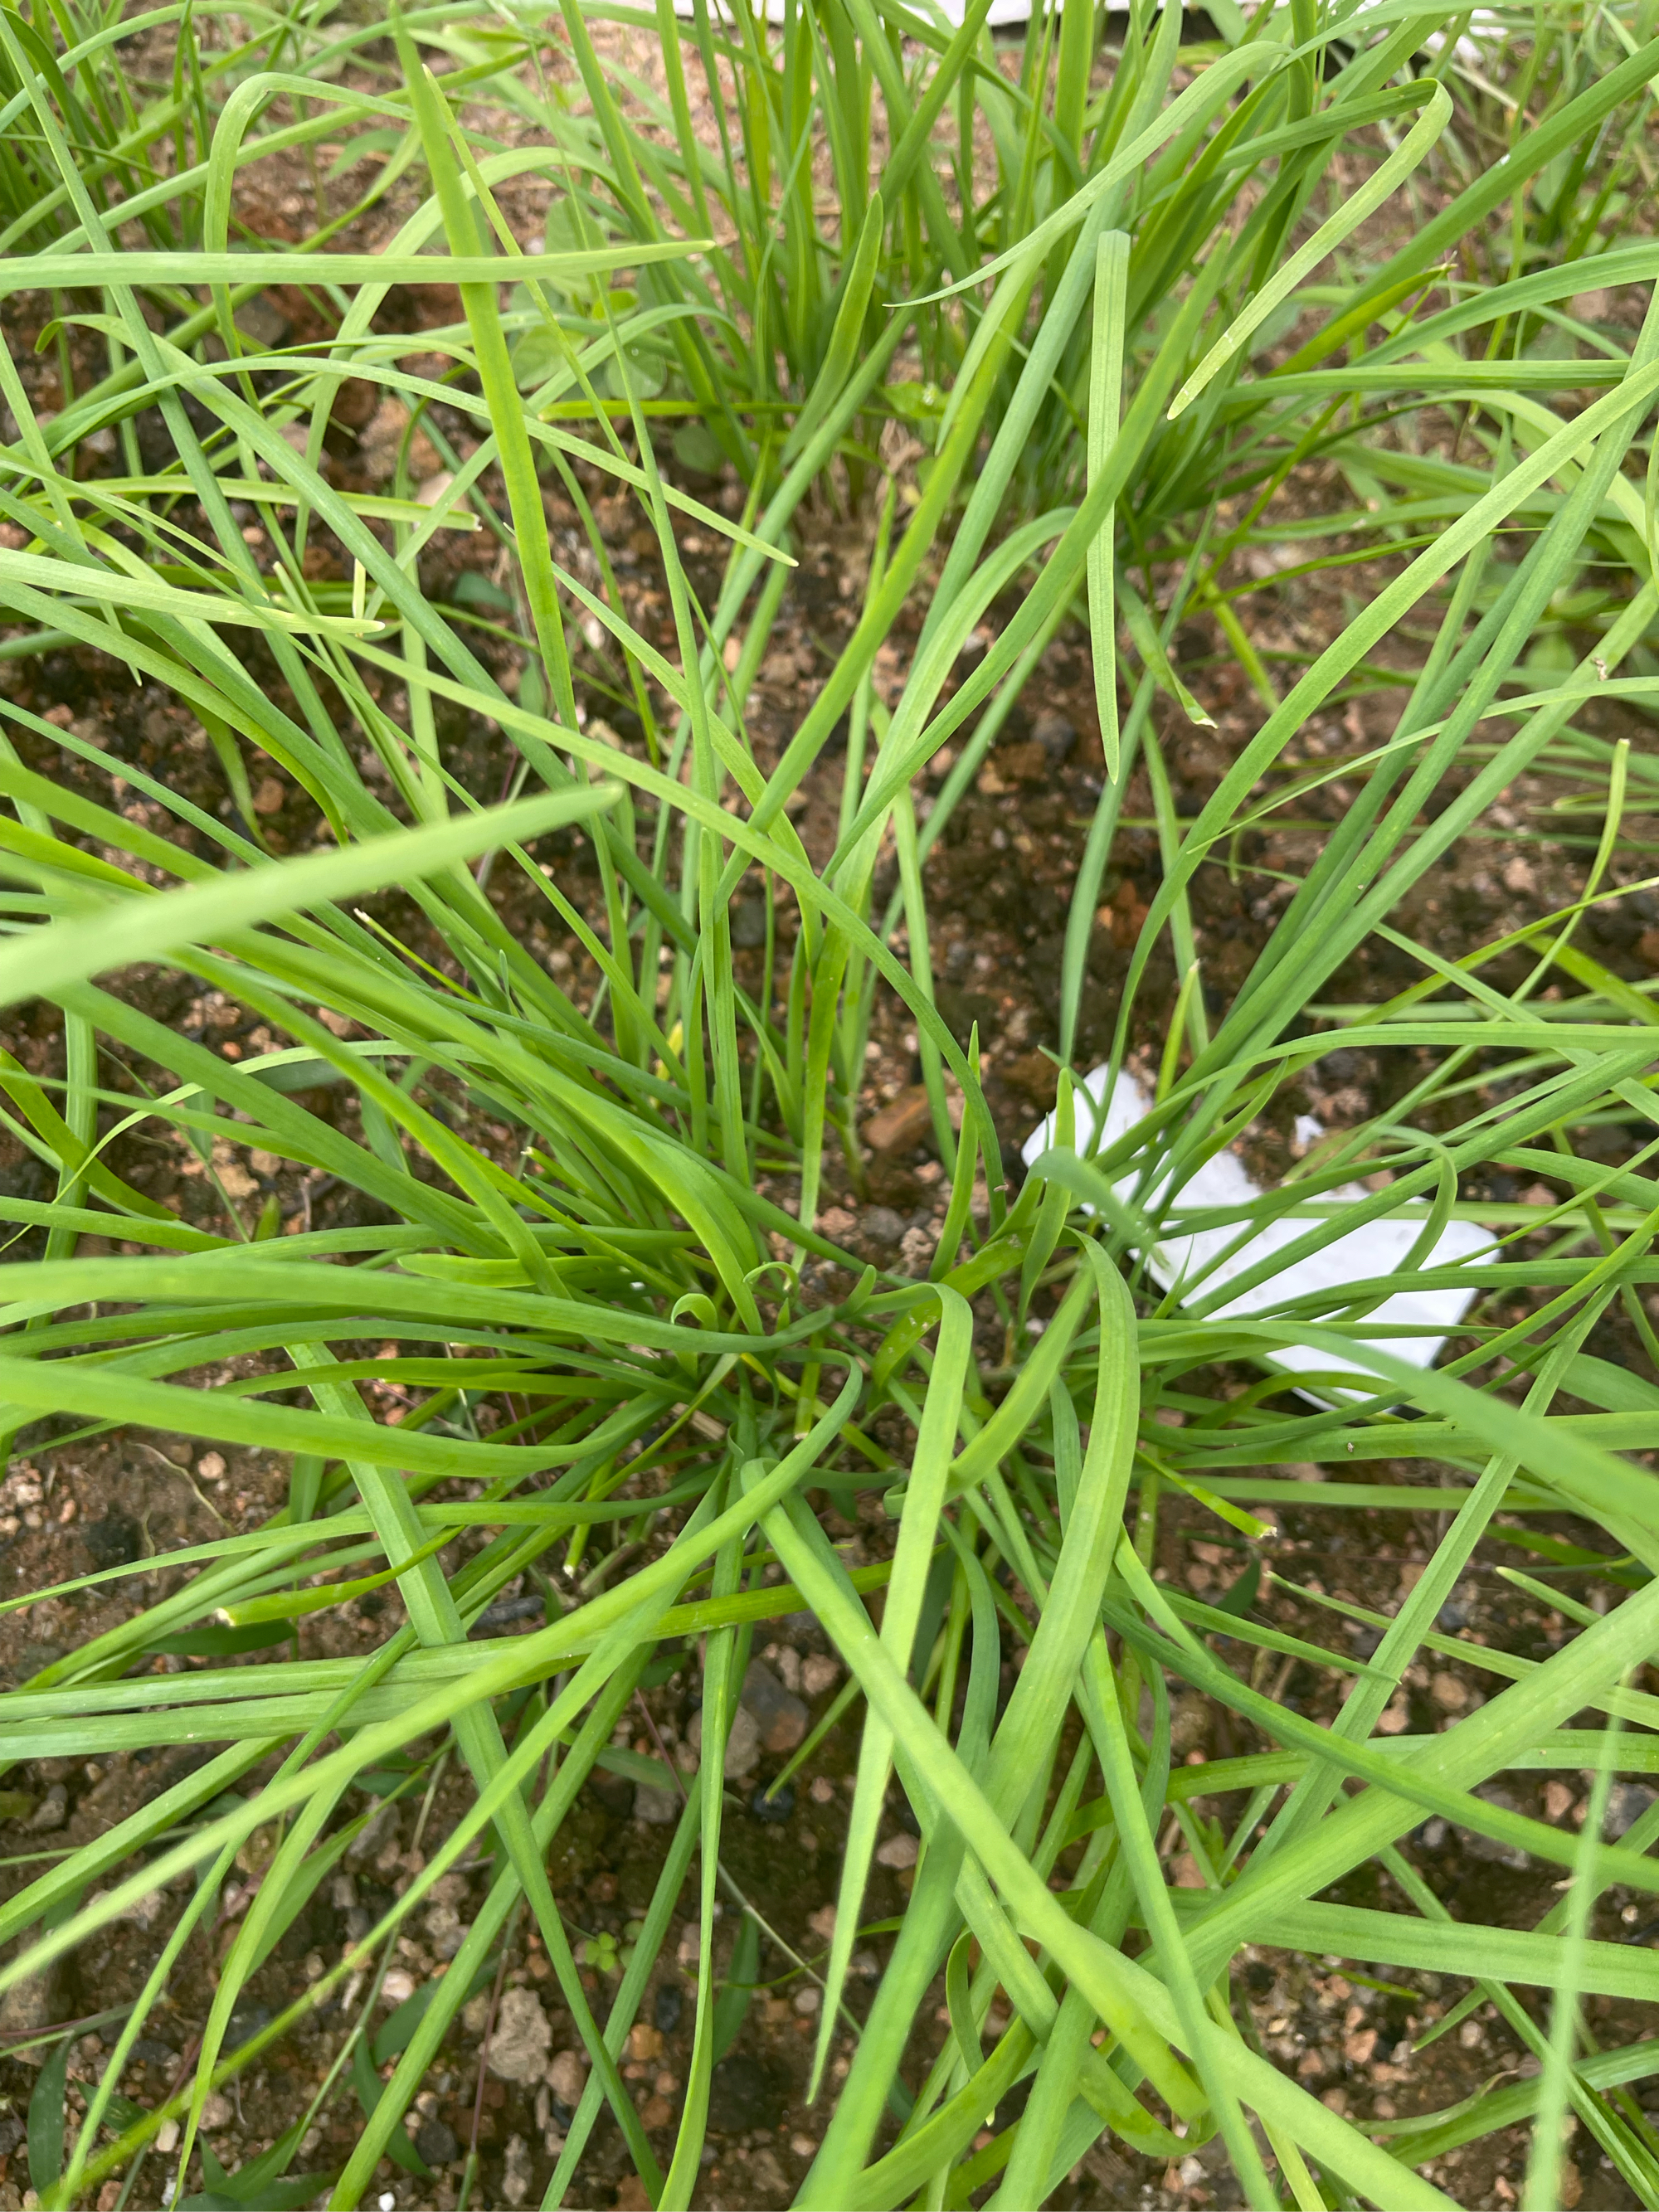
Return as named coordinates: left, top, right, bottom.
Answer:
left=1021, top=1064, right=1489, bottom=1397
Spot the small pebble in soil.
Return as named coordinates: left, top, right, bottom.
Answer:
left=800, top=1655, right=840, bottom=1698
left=860, top=1206, right=907, bottom=1247
left=654, top=1982, right=683, bottom=2035
left=416, top=2117, right=459, bottom=2166
left=489, top=1987, right=552, bottom=2083
left=742, top=1658, right=809, bottom=1752
left=473, top=1592, right=545, bottom=1635
left=731, top=897, right=768, bottom=949
left=226, top=2001, right=273, bottom=2049
left=1429, top=1671, right=1467, bottom=1713
left=26, top=1783, right=68, bottom=1834
left=748, top=1781, right=795, bottom=1823
left=547, top=2049, right=586, bottom=2107
left=1031, top=709, right=1077, bottom=764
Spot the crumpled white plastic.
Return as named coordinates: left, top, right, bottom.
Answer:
left=1021, top=1062, right=1491, bottom=1398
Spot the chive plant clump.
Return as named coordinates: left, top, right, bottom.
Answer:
left=1, top=0, right=1658, bottom=2205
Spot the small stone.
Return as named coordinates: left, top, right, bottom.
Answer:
left=875, top=1831, right=918, bottom=1869
left=154, top=2119, right=180, bottom=2155
left=635, top=1782, right=682, bottom=1826
left=1343, top=2027, right=1378, bottom=2066
left=741, top=1659, right=809, bottom=1754
left=1031, top=710, right=1077, bottom=764
left=28, top=1786, right=66, bottom=1832
left=226, top=2002, right=272, bottom=2054
left=654, top=1984, right=683, bottom=2035
left=415, top=2117, right=462, bottom=2170
left=199, top=2092, right=233, bottom=2132
left=810, top=1777, right=835, bottom=1805
left=424, top=1904, right=467, bottom=1960
left=252, top=776, right=286, bottom=818
left=0, top=1949, right=61, bottom=2060
left=687, top=1702, right=761, bottom=1780
left=1559, top=2157, right=1583, bottom=2208
left=1545, top=1780, right=1574, bottom=1822
left=863, top=1095, right=932, bottom=1158
left=1607, top=1782, right=1657, bottom=1836
left=1428, top=1672, right=1467, bottom=1712
left=546, top=2049, right=586, bottom=2107
left=379, top=1970, right=416, bottom=2006
left=488, top=1989, right=552, bottom=2084
left=346, top=1800, right=397, bottom=1869
left=801, top=1655, right=840, bottom=1699
left=502, top=2133, right=533, bottom=2207
left=792, top=1986, right=821, bottom=2015
left=749, top=1781, right=795, bottom=1824
left=640, top=2094, right=674, bottom=2127
left=808, top=1903, right=836, bottom=1941
left=730, top=897, right=767, bottom=950
left=627, top=2023, right=663, bottom=2064
left=896, top=1225, right=935, bottom=1276
left=791, top=2133, right=817, bottom=2157
left=1170, top=1693, right=1211, bottom=1755
left=197, top=1452, right=226, bottom=1483
left=859, top=1203, right=909, bottom=1244
left=750, top=2148, right=790, bottom=2195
